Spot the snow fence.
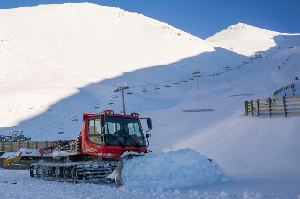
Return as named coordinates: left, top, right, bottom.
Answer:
left=121, top=148, right=229, bottom=189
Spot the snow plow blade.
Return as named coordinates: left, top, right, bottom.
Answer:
left=115, top=160, right=124, bottom=186
left=114, top=153, right=145, bottom=186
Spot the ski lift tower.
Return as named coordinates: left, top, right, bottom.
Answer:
left=242, top=62, right=247, bottom=70
left=192, top=70, right=200, bottom=90
left=226, top=66, right=231, bottom=82
left=114, top=83, right=129, bottom=114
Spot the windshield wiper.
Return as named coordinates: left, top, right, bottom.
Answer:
left=106, top=128, right=125, bottom=148
left=121, top=132, right=141, bottom=148
left=109, top=134, right=126, bottom=148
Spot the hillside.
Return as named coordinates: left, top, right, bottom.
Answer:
left=0, top=3, right=300, bottom=198
left=0, top=2, right=216, bottom=128
left=0, top=3, right=247, bottom=135
left=206, top=22, right=289, bottom=56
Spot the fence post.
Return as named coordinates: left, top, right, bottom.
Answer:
left=245, top=101, right=248, bottom=116
left=268, top=98, right=271, bottom=117
left=251, top=100, right=254, bottom=116
left=257, top=99, right=260, bottom=117
left=283, top=96, right=287, bottom=117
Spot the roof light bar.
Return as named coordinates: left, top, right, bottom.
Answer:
left=102, top=110, right=114, bottom=115
left=131, top=112, right=139, bottom=118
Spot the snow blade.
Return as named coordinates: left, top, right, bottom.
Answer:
left=115, top=153, right=144, bottom=186
left=115, top=160, right=123, bottom=186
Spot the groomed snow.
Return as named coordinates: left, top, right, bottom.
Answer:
left=0, top=170, right=273, bottom=199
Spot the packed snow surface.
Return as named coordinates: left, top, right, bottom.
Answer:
left=122, top=149, right=229, bottom=189
left=0, top=170, right=280, bottom=199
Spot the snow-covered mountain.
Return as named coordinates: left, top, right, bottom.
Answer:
left=206, top=22, right=284, bottom=56
left=0, top=3, right=216, bottom=127
left=0, top=3, right=300, bottom=198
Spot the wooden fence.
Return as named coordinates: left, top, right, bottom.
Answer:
left=245, top=95, right=300, bottom=117
left=0, top=141, right=53, bottom=152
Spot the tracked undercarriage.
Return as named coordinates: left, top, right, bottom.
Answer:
left=30, top=161, right=117, bottom=183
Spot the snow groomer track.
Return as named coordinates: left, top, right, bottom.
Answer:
left=30, top=161, right=117, bottom=183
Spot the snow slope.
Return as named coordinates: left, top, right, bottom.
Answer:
left=206, top=23, right=283, bottom=56
left=0, top=3, right=300, bottom=198
left=0, top=2, right=215, bottom=127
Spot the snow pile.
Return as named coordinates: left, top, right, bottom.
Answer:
left=121, top=149, right=229, bottom=189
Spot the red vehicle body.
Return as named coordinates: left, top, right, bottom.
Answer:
left=76, top=110, right=151, bottom=160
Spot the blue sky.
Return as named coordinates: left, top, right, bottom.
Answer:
left=0, top=0, right=299, bottom=39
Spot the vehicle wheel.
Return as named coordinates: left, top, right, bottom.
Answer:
left=70, top=167, right=79, bottom=180
left=55, top=167, right=61, bottom=178
left=30, top=166, right=34, bottom=177
left=48, top=169, right=54, bottom=177
left=63, top=167, right=71, bottom=179
left=35, top=166, right=41, bottom=178
left=41, top=167, right=47, bottom=178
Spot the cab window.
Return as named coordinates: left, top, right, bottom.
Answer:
left=88, top=118, right=103, bottom=145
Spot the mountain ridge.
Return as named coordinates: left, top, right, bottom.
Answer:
left=205, top=22, right=299, bottom=56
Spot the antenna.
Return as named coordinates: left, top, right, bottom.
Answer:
left=192, top=70, right=200, bottom=90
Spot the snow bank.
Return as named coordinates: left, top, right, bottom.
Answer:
left=121, top=148, right=229, bottom=189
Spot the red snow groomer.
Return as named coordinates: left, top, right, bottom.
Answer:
left=30, top=110, right=152, bottom=185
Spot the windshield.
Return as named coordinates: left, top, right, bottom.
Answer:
left=87, top=116, right=146, bottom=147
left=105, top=116, right=146, bottom=147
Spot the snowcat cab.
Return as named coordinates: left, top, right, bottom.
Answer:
left=80, top=110, right=152, bottom=160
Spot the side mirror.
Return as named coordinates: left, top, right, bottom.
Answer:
left=147, top=118, right=152, bottom=130
left=100, top=114, right=106, bottom=126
